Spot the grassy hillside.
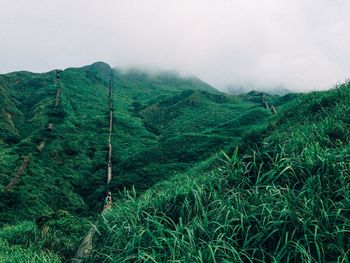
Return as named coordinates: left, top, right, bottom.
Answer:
left=90, top=82, right=350, bottom=262
left=111, top=86, right=273, bottom=191
left=0, top=63, right=112, bottom=260
left=0, top=62, right=290, bottom=261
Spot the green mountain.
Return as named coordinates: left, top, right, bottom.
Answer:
left=0, top=62, right=285, bottom=261
left=91, top=82, right=350, bottom=262
left=2, top=62, right=347, bottom=262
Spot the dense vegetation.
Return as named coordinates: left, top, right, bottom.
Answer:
left=0, top=62, right=287, bottom=262
left=90, top=82, right=350, bottom=262
left=2, top=62, right=347, bottom=262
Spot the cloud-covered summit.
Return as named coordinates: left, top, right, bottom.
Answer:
left=1, top=0, right=350, bottom=91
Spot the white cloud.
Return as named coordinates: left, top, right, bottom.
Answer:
left=1, top=0, right=350, bottom=91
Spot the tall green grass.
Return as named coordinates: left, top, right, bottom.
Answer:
left=0, top=238, right=60, bottom=263
left=90, top=143, right=350, bottom=262
left=90, top=83, right=350, bottom=262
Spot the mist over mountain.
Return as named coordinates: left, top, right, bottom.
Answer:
left=0, top=62, right=284, bottom=260
left=1, top=61, right=350, bottom=262
left=224, top=83, right=292, bottom=96
left=1, top=1, right=350, bottom=91
left=2, top=1, right=350, bottom=262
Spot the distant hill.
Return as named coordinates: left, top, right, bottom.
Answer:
left=225, top=84, right=292, bottom=96
left=240, top=89, right=302, bottom=107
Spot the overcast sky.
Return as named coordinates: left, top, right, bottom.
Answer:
left=1, top=0, right=350, bottom=91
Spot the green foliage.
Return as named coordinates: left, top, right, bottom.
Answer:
left=268, top=82, right=350, bottom=152
left=0, top=62, right=297, bottom=261
left=0, top=212, right=88, bottom=262
left=112, top=83, right=271, bottom=192
left=0, top=238, right=60, bottom=263
left=90, top=82, right=350, bottom=262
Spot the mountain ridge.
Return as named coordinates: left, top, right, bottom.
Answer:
left=0, top=62, right=300, bottom=261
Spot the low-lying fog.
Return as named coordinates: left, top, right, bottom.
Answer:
left=1, top=0, right=350, bottom=92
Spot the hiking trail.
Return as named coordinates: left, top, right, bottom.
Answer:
left=73, top=71, right=114, bottom=261
left=5, top=155, right=31, bottom=191
left=5, top=71, right=62, bottom=191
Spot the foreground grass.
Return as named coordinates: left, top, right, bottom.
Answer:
left=90, top=145, right=350, bottom=262
left=90, top=83, right=350, bottom=262
left=0, top=222, right=60, bottom=263
left=0, top=239, right=59, bottom=263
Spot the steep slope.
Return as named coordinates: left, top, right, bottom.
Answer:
left=90, top=82, right=350, bottom=262
left=0, top=63, right=112, bottom=260
left=112, top=69, right=217, bottom=103
left=109, top=76, right=274, bottom=191
left=0, top=62, right=297, bottom=261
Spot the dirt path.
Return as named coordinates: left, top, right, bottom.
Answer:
left=73, top=71, right=114, bottom=261
left=54, top=71, right=62, bottom=107
left=73, top=228, right=95, bottom=261
left=5, top=112, right=15, bottom=129
left=5, top=71, right=62, bottom=191
left=105, top=72, right=114, bottom=202
left=261, top=95, right=277, bottom=115
left=54, top=88, right=61, bottom=107
left=5, top=155, right=31, bottom=191
left=37, top=138, right=46, bottom=151
left=36, top=71, right=62, bottom=153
